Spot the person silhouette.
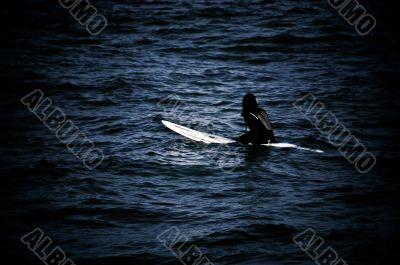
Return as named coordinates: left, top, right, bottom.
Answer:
left=237, top=93, right=276, bottom=144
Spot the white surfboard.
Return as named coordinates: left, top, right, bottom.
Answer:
left=162, top=120, right=235, bottom=144
left=162, top=120, right=323, bottom=153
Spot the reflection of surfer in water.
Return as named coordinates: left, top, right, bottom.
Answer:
left=237, top=93, right=276, bottom=144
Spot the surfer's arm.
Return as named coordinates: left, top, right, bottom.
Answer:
left=256, top=109, right=273, bottom=131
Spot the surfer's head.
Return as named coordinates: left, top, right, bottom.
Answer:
left=242, top=93, right=258, bottom=116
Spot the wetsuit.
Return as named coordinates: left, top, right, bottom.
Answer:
left=237, top=108, right=275, bottom=144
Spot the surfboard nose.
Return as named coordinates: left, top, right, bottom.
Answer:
left=162, top=120, right=236, bottom=144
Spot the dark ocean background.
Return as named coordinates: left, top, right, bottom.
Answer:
left=1, top=0, right=399, bottom=264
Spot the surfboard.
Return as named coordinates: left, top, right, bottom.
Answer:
left=162, top=120, right=323, bottom=153
left=162, top=120, right=235, bottom=144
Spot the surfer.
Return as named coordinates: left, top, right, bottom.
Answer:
left=237, top=93, right=276, bottom=144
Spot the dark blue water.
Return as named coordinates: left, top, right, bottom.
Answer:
left=1, top=1, right=399, bottom=265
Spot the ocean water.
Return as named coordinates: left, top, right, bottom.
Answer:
left=1, top=1, right=399, bottom=265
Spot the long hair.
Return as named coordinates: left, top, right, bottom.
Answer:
left=241, top=93, right=258, bottom=116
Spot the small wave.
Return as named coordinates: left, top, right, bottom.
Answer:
left=201, top=223, right=297, bottom=246
left=53, top=82, right=82, bottom=91
left=86, top=98, right=118, bottom=107
left=241, top=58, right=271, bottom=64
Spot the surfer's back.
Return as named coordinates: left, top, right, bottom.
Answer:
left=239, top=93, right=275, bottom=144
